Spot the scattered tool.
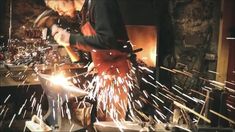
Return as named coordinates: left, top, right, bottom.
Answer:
left=25, top=115, right=52, bottom=132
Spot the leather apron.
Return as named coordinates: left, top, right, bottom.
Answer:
left=80, top=21, right=130, bottom=121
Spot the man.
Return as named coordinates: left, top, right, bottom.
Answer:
left=44, top=0, right=133, bottom=121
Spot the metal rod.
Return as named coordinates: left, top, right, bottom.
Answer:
left=174, top=101, right=211, bottom=123
left=209, top=110, right=235, bottom=125
left=8, top=0, right=12, bottom=42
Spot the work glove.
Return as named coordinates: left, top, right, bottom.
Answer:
left=52, top=25, right=71, bottom=47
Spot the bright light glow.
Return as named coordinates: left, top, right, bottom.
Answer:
left=50, top=73, right=68, bottom=85
left=126, top=25, right=157, bottom=67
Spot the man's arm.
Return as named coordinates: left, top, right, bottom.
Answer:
left=69, top=0, right=128, bottom=51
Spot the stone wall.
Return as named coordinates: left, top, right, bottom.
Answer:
left=159, top=0, right=221, bottom=89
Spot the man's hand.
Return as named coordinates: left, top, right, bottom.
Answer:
left=86, top=62, right=97, bottom=76
left=52, top=26, right=70, bottom=47
left=87, top=62, right=94, bottom=73
left=51, top=25, right=63, bottom=36
left=51, top=25, right=81, bottom=62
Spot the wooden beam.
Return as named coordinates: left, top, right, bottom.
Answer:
left=216, top=0, right=235, bottom=83
left=216, top=0, right=229, bottom=83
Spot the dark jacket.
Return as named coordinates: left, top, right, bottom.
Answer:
left=69, top=0, right=131, bottom=52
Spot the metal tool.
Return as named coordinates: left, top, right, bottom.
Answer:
left=34, top=10, right=58, bottom=28
left=173, top=101, right=211, bottom=124
left=37, top=73, right=88, bottom=130
left=34, top=10, right=80, bottom=63
left=25, top=115, right=52, bottom=132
